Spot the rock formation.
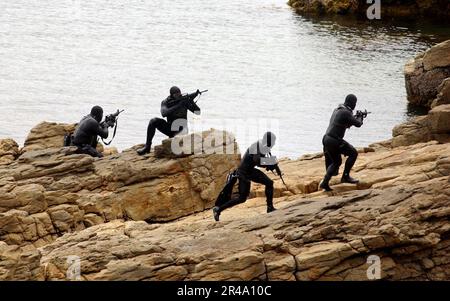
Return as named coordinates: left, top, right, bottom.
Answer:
left=1, top=121, right=448, bottom=280
left=0, top=130, right=240, bottom=250
left=22, top=121, right=118, bottom=155
left=405, top=40, right=450, bottom=108
left=288, top=0, right=450, bottom=20
left=23, top=122, right=76, bottom=153
left=0, top=139, right=19, bottom=166
left=0, top=39, right=449, bottom=281
left=37, top=174, right=450, bottom=280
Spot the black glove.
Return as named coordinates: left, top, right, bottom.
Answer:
left=265, top=165, right=276, bottom=172
left=180, top=96, right=191, bottom=107
left=356, top=110, right=368, bottom=119
left=106, top=119, right=116, bottom=128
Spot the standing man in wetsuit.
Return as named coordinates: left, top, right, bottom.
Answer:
left=212, top=132, right=278, bottom=221
left=319, top=94, right=364, bottom=191
left=137, top=86, right=201, bottom=155
left=72, top=106, right=115, bottom=158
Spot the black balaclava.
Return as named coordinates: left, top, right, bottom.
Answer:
left=344, top=94, right=357, bottom=110
left=170, top=86, right=181, bottom=97
left=263, top=131, right=276, bottom=148
left=259, top=131, right=276, bottom=155
left=90, top=106, right=103, bottom=123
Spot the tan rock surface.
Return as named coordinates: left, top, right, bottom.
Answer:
left=0, top=129, right=240, bottom=248
left=404, top=40, right=450, bottom=108
left=0, top=139, right=19, bottom=166
left=38, top=173, right=450, bottom=280
left=2, top=127, right=448, bottom=280
left=431, top=78, right=450, bottom=108
left=23, top=122, right=76, bottom=153
left=252, top=141, right=449, bottom=197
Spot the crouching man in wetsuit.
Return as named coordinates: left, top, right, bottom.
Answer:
left=319, top=94, right=364, bottom=191
left=72, top=106, right=114, bottom=158
left=137, top=86, right=201, bottom=155
left=212, top=132, right=278, bottom=221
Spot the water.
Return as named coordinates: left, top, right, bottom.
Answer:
left=1, top=0, right=449, bottom=158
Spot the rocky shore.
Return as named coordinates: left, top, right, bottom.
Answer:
left=1, top=40, right=449, bottom=281
left=287, top=0, right=450, bottom=19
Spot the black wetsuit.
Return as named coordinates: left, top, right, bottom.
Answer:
left=143, top=92, right=200, bottom=147
left=322, top=104, right=363, bottom=178
left=216, top=141, right=274, bottom=212
left=72, top=115, right=109, bottom=158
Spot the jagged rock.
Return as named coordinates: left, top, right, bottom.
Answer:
left=251, top=141, right=449, bottom=197
left=1, top=129, right=449, bottom=280
left=431, top=78, right=450, bottom=108
left=391, top=116, right=431, bottom=147
left=428, top=104, right=450, bottom=134
left=0, top=129, right=240, bottom=247
left=2, top=71, right=450, bottom=281
left=154, top=129, right=238, bottom=159
left=388, top=103, right=450, bottom=147
left=288, top=0, right=450, bottom=19
left=22, top=121, right=115, bottom=155
left=288, top=0, right=358, bottom=15
left=0, top=139, right=19, bottom=165
left=102, top=147, right=119, bottom=156
left=37, top=173, right=450, bottom=281
left=23, top=122, right=76, bottom=153
left=0, top=242, right=43, bottom=280
left=405, top=40, right=450, bottom=108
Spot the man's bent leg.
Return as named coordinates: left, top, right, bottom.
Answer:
left=250, top=169, right=275, bottom=213
left=137, top=118, right=172, bottom=155
left=340, top=141, right=359, bottom=184
left=320, top=137, right=342, bottom=191
left=79, top=145, right=103, bottom=158
left=213, top=179, right=250, bottom=221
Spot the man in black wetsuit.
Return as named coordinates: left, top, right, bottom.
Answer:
left=212, top=132, right=278, bottom=221
left=137, top=86, right=201, bottom=155
left=319, top=94, right=364, bottom=191
left=72, top=106, right=115, bottom=158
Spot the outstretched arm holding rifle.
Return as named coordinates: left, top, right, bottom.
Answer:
left=137, top=86, right=207, bottom=156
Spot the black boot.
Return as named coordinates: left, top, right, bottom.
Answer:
left=341, top=174, right=359, bottom=184
left=267, top=205, right=276, bottom=213
left=212, top=206, right=221, bottom=221
left=319, top=175, right=333, bottom=191
left=137, top=145, right=151, bottom=155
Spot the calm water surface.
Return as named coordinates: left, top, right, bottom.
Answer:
left=1, top=0, right=449, bottom=157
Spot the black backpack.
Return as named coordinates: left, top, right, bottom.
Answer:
left=215, top=169, right=239, bottom=207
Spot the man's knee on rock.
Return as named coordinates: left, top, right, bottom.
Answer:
left=149, top=118, right=160, bottom=126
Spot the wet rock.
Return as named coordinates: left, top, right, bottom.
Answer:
left=405, top=40, right=450, bottom=108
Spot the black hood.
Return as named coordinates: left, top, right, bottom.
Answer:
left=170, top=86, right=181, bottom=97
left=258, top=131, right=276, bottom=155
left=90, top=106, right=103, bottom=123
left=344, top=94, right=357, bottom=110
left=263, top=131, right=276, bottom=148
